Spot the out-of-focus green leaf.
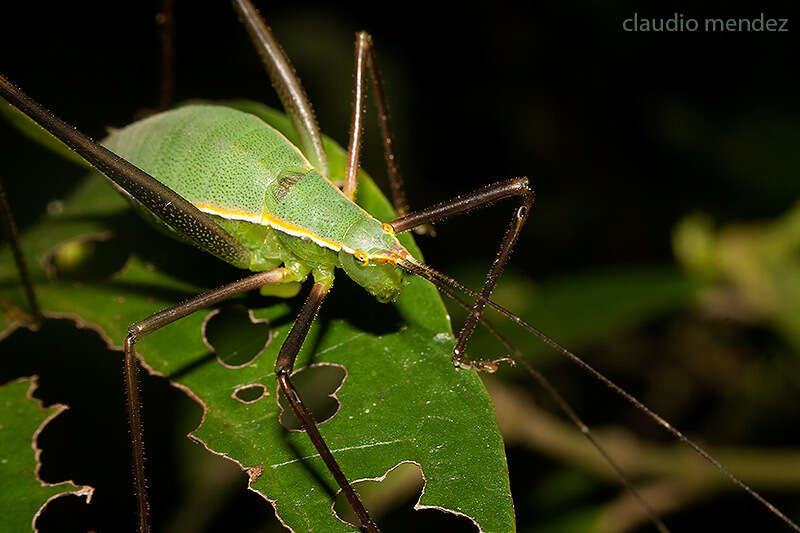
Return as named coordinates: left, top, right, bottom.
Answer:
left=0, top=377, right=92, bottom=532
left=0, top=103, right=514, bottom=532
left=674, top=203, right=800, bottom=352
left=529, top=506, right=602, bottom=533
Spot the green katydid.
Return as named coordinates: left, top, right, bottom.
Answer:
left=1, top=2, right=799, bottom=533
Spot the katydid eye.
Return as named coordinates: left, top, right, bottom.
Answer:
left=353, top=250, right=369, bottom=265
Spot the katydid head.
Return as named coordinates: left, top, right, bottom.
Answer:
left=339, top=218, right=410, bottom=303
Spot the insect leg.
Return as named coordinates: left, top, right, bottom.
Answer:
left=0, top=174, right=41, bottom=323
left=341, top=33, right=369, bottom=200
left=231, top=0, right=329, bottom=176
left=387, top=177, right=534, bottom=369
left=452, top=186, right=534, bottom=370
left=353, top=32, right=436, bottom=236
left=387, top=177, right=530, bottom=233
left=125, top=267, right=292, bottom=533
left=274, top=282, right=380, bottom=533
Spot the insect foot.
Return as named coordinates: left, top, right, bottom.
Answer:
left=452, top=352, right=515, bottom=373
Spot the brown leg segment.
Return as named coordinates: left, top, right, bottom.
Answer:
left=274, top=282, right=380, bottom=533
left=123, top=268, right=290, bottom=533
left=342, top=33, right=370, bottom=200
left=123, top=336, right=149, bottom=533
left=352, top=31, right=436, bottom=236
left=453, top=183, right=534, bottom=370
left=387, top=177, right=530, bottom=233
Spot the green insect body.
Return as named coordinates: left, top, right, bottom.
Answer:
left=103, top=104, right=409, bottom=302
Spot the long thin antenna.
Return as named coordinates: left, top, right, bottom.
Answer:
left=397, top=255, right=800, bottom=532
left=434, top=279, right=671, bottom=533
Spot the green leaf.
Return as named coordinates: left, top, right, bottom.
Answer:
left=0, top=377, right=92, bottom=532
left=673, top=205, right=800, bottom=353
left=0, top=103, right=514, bottom=532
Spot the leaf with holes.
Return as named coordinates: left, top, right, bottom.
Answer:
left=0, top=102, right=514, bottom=532
left=0, top=377, right=92, bottom=532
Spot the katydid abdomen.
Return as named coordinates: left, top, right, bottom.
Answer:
left=103, top=104, right=408, bottom=300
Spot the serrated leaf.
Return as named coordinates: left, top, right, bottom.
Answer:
left=0, top=377, right=92, bottom=532
left=0, top=102, right=514, bottom=532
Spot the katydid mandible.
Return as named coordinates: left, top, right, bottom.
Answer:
left=1, top=2, right=799, bottom=533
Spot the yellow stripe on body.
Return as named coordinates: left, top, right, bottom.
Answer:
left=196, top=203, right=355, bottom=254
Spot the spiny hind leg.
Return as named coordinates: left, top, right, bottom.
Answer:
left=386, top=177, right=535, bottom=371
left=273, top=282, right=380, bottom=533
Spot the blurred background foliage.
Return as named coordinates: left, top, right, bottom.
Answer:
left=1, top=0, right=799, bottom=532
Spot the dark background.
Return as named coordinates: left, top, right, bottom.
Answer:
left=2, top=1, right=800, bottom=532
left=3, top=2, right=800, bottom=274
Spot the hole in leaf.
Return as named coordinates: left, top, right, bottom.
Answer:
left=278, top=363, right=346, bottom=430
left=203, top=305, right=272, bottom=369
left=233, top=384, right=268, bottom=404
left=35, top=492, right=93, bottom=532
left=334, top=463, right=422, bottom=527
left=333, top=462, right=473, bottom=530
left=46, top=233, right=130, bottom=281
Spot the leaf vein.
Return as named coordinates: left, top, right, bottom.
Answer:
left=269, top=438, right=407, bottom=469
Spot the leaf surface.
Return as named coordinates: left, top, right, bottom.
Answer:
left=0, top=377, right=92, bottom=532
